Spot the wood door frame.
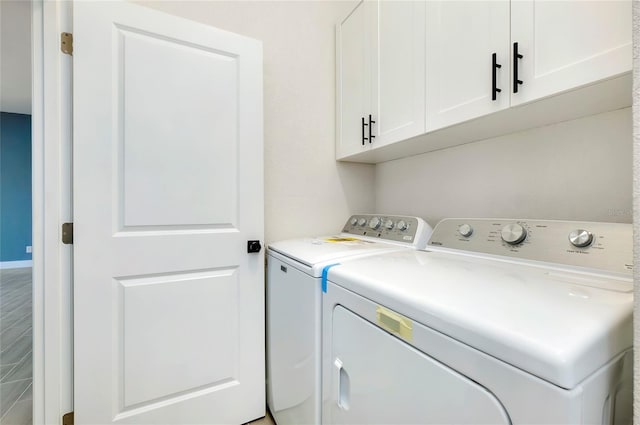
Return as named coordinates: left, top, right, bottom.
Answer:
left=32, top=0, right=73, bottom=423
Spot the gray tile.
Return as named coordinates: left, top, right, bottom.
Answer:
left=0, top=379, right=30, bottom=418
left=0, top=334, right=30, bottom=367
left=0, top=364, right=16, bottom=382
left=1, top=308, right=31, bottom=332
left=0, top=398, right=32, bottom=425
left=1, top=351, right=31, bottom=383
left=18, top=382, right=31, bottom=402
left=0, top=322, right=31, bottom=352
left=0, top=269, right=32, bottom=424
left=0, top=308, right=31, bottom=329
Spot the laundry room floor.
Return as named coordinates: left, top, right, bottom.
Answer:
left=0, top=267, right=32, bottom=425
left=246, top=410, right=275, bottom=425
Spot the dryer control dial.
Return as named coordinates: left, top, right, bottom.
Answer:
left=501, top=223, right=527, bottom=245
left=569, top=229, right=593, bottom=248
left=458, top=224, right=473, bottom=237
left=357, top=218, right=367, bottom=226
left=397, top=220, right=408, bottom=231
left=384, top=219, right=395, bottom=230
left=369, top=217, right=382, bottom=230
left=350, top=217, right=358, bottom=226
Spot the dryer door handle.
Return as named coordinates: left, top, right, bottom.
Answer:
left=334, top=358, right=350, bottom=411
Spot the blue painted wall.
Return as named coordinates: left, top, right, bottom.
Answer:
left=1, top=112, right=32, bottom=262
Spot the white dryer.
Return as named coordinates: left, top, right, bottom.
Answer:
left=267, top=215, right=432, bottom=425
left=322, top=218, right=633, bottom=424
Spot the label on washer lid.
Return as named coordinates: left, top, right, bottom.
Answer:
left=323, top=237, right=361, bottom=243
left=376, top=306, right=413, bottom=342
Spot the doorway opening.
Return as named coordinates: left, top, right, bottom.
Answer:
left=0, top=1, right=34, bottom=423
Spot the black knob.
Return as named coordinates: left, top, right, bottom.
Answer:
left=247, top=240, right=262, bottom=253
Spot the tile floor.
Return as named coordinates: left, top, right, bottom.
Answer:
left=0, top=268, right=32, bottom=425
left=246, top=410, right=275, bottom=425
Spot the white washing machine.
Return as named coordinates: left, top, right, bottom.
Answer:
left=267, top=214, right=433, bottom=425
left=322, top=218, right=633, bottom=424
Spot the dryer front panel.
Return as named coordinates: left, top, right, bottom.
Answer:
left=327, top=305, right=511, bottom=424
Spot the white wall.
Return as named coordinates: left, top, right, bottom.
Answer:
left=631, top=0, right=639, bottom=420
left=139, top=0, right=373, bottom=244
left=376, top=108, right=632, bottom=227
left=1, top=0, right=31, bottom=114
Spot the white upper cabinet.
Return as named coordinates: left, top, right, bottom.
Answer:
left=336, top=0, right=631, bottom=163
left=372, top=1, right=426, bottom=148
left=426, top=1, right=510, bottom=131
left=336, top=0, right=425, bottom=159
left=511, top=0, right=632, bottom=106
left=336, top=0, right=371, bottom=159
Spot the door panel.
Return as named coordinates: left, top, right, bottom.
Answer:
left=119, top=29, right=238, bottom=227
left=511, top=0, right=631, bottom=105
left=121, top=269, right=239, bottom=407
left=74, top=1, right=264, bottom=424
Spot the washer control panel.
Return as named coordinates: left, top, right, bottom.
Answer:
left=342, top=214, right=432, bottom=248
left=428, top=218, right=632, bottom=275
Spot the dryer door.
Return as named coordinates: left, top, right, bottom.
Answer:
left=328, top=305, right=511, bottom=424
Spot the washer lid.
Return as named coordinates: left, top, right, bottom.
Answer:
left=327, top=250, right=633, bottom=389
left=268, top=237, right=406, bottom=277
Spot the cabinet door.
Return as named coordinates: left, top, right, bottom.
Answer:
left=425, top=1, right=510, bottom=131
left=511, top=0, right=631, bottom=106
left=371, top=1, right=426, bottom=147
left=336, top=0, right=372, bottom=159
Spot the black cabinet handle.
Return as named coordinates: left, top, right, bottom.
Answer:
left=368, top=114, right=375, bottom=144
left=492, top=53, right=502, bottom=101
left=361, top=117, right=368, bottom=145
left=513, top=42, right=523, bottom=93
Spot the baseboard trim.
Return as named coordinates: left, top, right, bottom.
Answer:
left=0, top=260, right=33, bottom=269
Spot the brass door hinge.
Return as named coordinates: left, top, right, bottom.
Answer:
left=62, top=411, right=74, bottom=425
left=62, top=223, right=73, bottom=244
left=61, top=32, right=73, bottom=55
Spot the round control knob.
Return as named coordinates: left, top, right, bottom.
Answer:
left=569, top=229, right=593, bottom=248
left=384, top=219, right=394, bottom=230
left=397, top=220, right=408, bottom=231
left=357, top=218, right=367, bottom=226
left=458, top=224, right=473, bottom=237
left=368, top=217, right=381, bottom=230
left=500, top=223, right=527, bottom=245
left=350, top=217, right=358, bottom=226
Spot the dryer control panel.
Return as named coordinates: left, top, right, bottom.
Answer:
left=342, top=215, right=432, bottom=249
left=428, top=218, right=633, bottom=275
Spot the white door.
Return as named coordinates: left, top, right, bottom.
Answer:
left=511, top=0, right=631, bottom=106
left=336, top=0, right=371, bottom=159
left=73, top=2, right=264, bottom=424
left=425, top=1, right=509, bottom=131
left=372, top=0, right=425, bottom=147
